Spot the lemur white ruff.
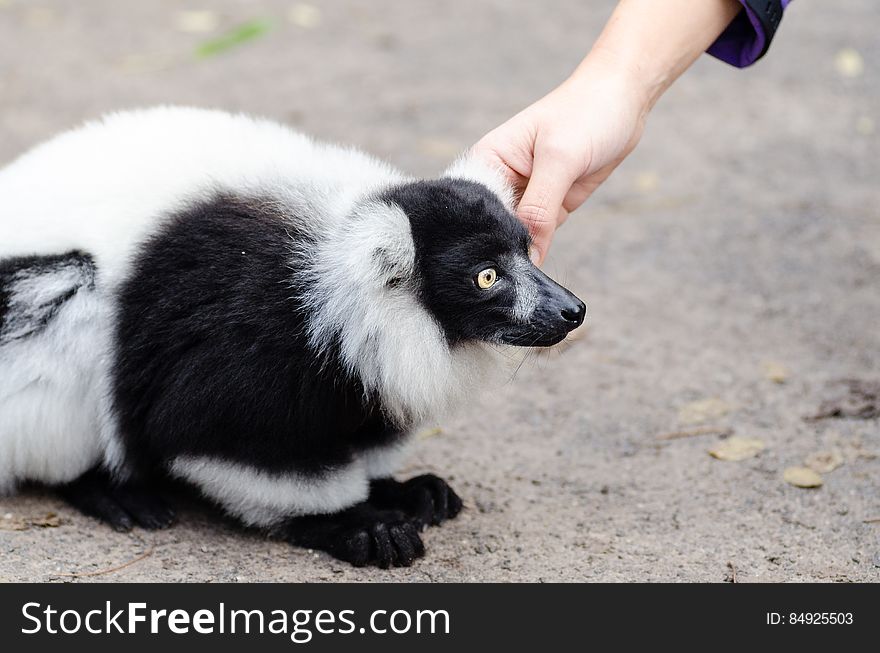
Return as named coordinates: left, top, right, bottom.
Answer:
left=0, top=108, right=585, bottom=567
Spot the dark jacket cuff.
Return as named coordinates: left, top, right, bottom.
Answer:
left=707, top=0, right=787, bottom=68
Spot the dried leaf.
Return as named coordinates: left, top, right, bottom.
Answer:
left=635, top=171, right=659, bottom=193
left=708, top=436, right=765, bottom=461
left=24, top=7, right=55, bottom=28
left=856, top=116, right=875, bottom=136
left=0, top=512, right=61, bottom=530
left=0, top=514, right=28, bottom=531
left=417, top=426, right=443, bottom=440
left=174, top=10, right=220, bottom=34
left=804, top=450, right=844, bottom=474
left=656, top=426, right=733, bottom=441
left=196, top=19, right=274, bottom=58
left=784, top=466, right=823, bottom=488
left=678, top=398, right=731, bottom=425
left=31, top=512, right=61, bottom=528
left=418, top=138, right=461, bottom=159
left=807, top=379, right=880, bottom=421
left=288, top=4, right=322, bottom=29
left=763, top=361, right=788, bottom=384
left=834, top=48, right=864, bottom=78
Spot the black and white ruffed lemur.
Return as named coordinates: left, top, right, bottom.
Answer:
left=0, top=108, right=585, bottom=567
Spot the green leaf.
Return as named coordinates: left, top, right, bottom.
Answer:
left=196, top=19, right=274, bottom=58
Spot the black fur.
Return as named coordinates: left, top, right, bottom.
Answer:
left=280, top=475, right=461, bottom=567
left=387, top=179, right=585, bottom=346
left=101, top=180, right=581, bottom=567
left=112, top=195, right=399, bottom=478
left=111, top=183, right=541, bottom=480
left=0, top=251, right=95, bottom=343
left=384, top=179, right=531, bottom=345
left=282, top=503, right=426, bottom=568
left=58, top=468, right=174, bottom=532
left=369, top=474, right=463, bottom=528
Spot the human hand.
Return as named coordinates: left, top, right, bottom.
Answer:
left=472, top=54, right=649, bottom=266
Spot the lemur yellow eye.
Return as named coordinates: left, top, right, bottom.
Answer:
left=476, top=268, right=497, bottom=289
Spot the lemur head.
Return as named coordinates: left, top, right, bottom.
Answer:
left=383, top=176, right=586, bottom=348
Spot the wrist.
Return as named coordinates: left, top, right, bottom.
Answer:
left=574, top=0, right=743, bottom=112
left=566, top=48, right=656, bottom=121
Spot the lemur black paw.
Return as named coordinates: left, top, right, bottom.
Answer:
left=58, top=468, right=175, bottom=532
left=284, top=503, right=425, bottom=568
left=369, top=474, right=463, bottom=529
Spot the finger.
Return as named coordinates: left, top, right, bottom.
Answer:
left=530, top=228, right=555, bottom=267
left=556, top=206, right=571, bottom=229
left=562, top=184, right=593, bottom=215
left=516, top=157, right=575, bottom=266
left=470, top=144, right=529, bottom=199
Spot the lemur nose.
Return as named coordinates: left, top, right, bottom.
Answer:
left=561, top=301, right=586, bottom=328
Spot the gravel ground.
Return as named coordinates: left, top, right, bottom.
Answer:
left=0, top=0, right=877, bottom=582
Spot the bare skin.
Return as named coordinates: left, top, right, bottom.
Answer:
left=473, top=0, right=743, bottom=265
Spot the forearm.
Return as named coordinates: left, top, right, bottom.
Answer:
left=572, top=0, right=743, bottom=112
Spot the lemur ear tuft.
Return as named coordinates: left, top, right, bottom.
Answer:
left=371, top=246, right=409, bottom=287
left=442, top=153, right=517, bottom=212
left=362, top=202, right=416, bottom=286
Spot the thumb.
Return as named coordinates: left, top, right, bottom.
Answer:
left=516, top=155, right=573, bottom=266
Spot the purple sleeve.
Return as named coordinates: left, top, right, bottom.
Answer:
left=707, top=0, right=790, bottom=68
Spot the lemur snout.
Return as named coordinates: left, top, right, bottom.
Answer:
left=560, top=300, right=586, bottom=328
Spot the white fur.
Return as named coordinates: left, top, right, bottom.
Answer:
left=0, top=107, right=513, bottom=518
left=169, top=456, right=370, bottom=526
left=298, top=199, right=502, bottom=427
left=0, top=282, right=110, bottom=491
left=0, top=107, right=405, bottom=284
left=171, top=441, right=419, bottom=527
left=361, top=441, right=414, bottom=480
left=504, top=254, right=539, bottom=322
left=2, top=264, right=87, bottom=340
